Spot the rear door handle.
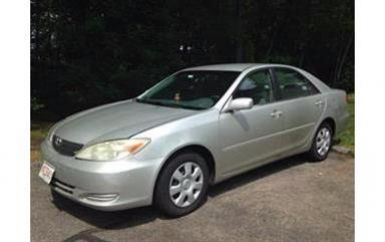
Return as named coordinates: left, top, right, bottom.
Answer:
left=270, top=110, right=283, bottom=118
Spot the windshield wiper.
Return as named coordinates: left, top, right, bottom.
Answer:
left=173, top=104, right=206, bottom=110
left=136, top=98, right=205, bottom=110
left=136, top=98, right=165, bottom=106
left=136, top=98, right=185, bottom=109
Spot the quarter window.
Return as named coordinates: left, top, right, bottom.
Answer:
left=274, top=68, right=319, bottom=100
left=233, top=69, right=274, bottom=105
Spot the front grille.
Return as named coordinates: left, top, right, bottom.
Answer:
left=51, top=177, right=75, bottom=195
left=52, top=135, right=83, bottom=156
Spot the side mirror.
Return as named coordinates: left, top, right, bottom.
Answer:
left=224, top=98, right=253, bottom=112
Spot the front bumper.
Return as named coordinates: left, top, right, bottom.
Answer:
left=40, top=139, right=164, bottom=211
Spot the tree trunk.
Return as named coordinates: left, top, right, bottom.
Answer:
left=265, top=25, right=278, bottom=60
left=336, top=34, right=353, bottom=84
left=332, top=40, right=345, bottom=86
left=235, top=0, right=243, bottom=62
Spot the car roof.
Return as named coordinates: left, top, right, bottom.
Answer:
left=181, top=63, right=268, bottom=72
left=180, top=63, right=331, bottom=92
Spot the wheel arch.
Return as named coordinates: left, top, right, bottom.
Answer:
left=321, top=117, right=336, bottom=136
left=152, top=144, right=216, bottom=203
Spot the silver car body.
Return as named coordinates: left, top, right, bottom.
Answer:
left=40, top=63, right=349, bottom=211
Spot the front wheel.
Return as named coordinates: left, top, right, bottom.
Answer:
left=154, top=152, right=209, bottom=217
left=308, top=122, right=333, bottom=161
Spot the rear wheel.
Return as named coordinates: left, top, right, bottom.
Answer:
left=308, top=122, right=333, bottom=161
left=154, top=152, right=209, bottom=217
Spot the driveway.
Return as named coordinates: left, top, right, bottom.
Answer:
left=31, top=152, right=354, bottom=242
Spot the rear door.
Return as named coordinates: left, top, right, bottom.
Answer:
left=272, top=67, right=325, bottom=152
left=218, top=68, right=286, bottom=175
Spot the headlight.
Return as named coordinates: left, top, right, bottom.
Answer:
left=75, top=138, right=150, bottom=161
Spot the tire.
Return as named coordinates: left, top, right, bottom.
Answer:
left=308, top=122, right=333, bottom=161
left=154, top=152, right=209, bottom=217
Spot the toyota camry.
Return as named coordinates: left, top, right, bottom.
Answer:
left=39, top=63, right=349, bottom=217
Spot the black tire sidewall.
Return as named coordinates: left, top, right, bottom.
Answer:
left=154, top=152, right=209, bottom=217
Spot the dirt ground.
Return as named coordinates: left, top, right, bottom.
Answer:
left=31, top=152, right=354, bottom=242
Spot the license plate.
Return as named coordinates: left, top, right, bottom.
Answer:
left=38, top=161, right=55, bottom=184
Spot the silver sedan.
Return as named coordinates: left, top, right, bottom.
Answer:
left=39, top=63, right=349, bottom=217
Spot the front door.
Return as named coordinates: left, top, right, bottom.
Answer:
left=218, top=69, right=285, bottom=176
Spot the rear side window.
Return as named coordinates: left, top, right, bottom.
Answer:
left=233, top=69, right=274, bottom=105
left=274, top=68, right=319, bottom=100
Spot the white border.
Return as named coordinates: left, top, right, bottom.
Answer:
left=0, top=1, right=30, bottom=241
left=0, top=0, right=384, bottom=241
left=356, top=0, right=385, bottom=241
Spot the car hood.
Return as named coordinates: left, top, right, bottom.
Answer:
left=54, top=100, right=198, bottom=145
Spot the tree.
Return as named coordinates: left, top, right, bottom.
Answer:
left=31, top=0, right=354, bottom=119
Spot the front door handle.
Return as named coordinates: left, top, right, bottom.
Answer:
left=270, top=110, right=283, bottom=118
left=315, top=100, right=324, bottom=106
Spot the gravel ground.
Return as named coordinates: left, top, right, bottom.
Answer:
left=31, top=152, right=354, bottom=242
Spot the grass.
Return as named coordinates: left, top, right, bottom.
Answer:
left=30, top=122, right=52, bottom=162
left=336, top=94, right=355, bottom=151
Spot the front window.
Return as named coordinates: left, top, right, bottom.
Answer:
left=137, top=71, right=240, bottom=110
left=233, top=69, right=274, bottom=105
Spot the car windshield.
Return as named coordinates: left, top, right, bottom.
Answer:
left=136, top=71, right=240, bottom=110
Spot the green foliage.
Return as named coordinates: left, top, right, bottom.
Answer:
left=31, top=97, right=45, bottom=111
left=30, top=122, right=52, bottom=161
left=336, top=95, right=355, bottom=150
left=85, top=16, right=105, bottom=34
left=31, top=0, right=354, bottom=119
